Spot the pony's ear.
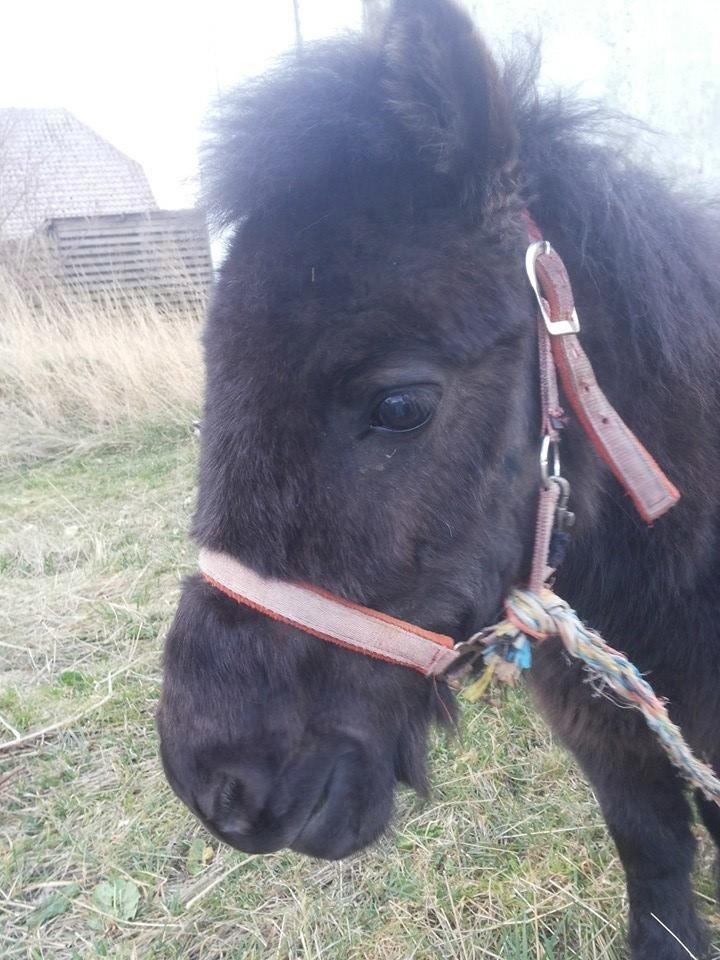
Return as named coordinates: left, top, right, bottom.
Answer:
left=380, top=0, right=517, bottom=192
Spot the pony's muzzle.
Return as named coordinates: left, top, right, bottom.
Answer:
left=162, top=746, right=337, bottom=855
left=160, top=728, right=393, bottom=859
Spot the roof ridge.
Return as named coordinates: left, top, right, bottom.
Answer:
left=0, top=108, right=158, bottom=239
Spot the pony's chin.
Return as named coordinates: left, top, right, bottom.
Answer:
left=289, top=799, right=391, bottom=861
left=288, top=753, right=395, bottom=860
left=289, top=820, right=387, bottom=861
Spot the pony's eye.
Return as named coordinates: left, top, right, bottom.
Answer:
left=371, top=389, right=436, bottom=433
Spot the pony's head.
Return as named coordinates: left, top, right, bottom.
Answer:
left=158, top=0, right=547, bottom=859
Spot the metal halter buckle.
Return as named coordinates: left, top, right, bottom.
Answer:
left=525, top=240, right=581, bottom=336
left=540, top=434, right=561, bottom=489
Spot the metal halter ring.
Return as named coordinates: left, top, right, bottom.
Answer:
left=540, top=434, right=561, bottom=488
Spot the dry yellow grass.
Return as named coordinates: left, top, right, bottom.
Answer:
left=0, top=268, right=203, bottom=470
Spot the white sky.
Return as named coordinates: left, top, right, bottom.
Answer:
left=0, top=1, right=362, bottom=208
left=2, top=0, right=718, bottom=212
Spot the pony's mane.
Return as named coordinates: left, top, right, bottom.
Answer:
left=512, top=77, right=720, bottom=384
left=202, top=30, right=720, bottom=385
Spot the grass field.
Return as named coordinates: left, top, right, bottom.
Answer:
left=2, top=281, right=719, bottom=958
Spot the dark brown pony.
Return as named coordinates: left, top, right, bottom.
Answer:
left=157, top=2, right=720, bottom=956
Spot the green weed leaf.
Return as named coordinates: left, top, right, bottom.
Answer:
left=91, top=878, right=140, bottom=921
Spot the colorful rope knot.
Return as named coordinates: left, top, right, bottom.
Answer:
left=471, top=587, right=720, bottom=805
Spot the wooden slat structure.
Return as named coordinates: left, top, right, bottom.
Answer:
left=47, top=209, right=213, bottom=306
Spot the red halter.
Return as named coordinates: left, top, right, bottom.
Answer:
left=199, top=215, right=680, bottom=677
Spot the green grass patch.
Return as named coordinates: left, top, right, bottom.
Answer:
left=1, top=433, right=718, bottom=958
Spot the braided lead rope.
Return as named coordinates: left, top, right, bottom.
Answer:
left=485, top=588, right=720, bottom=803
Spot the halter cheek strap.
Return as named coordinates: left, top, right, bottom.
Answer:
left=526, top=226, right=680, bottom=525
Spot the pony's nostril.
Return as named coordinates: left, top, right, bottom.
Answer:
left=196, top=765, right=299, bottom=855
left=195, top=768, right=268, bottom=839
left=214, top=778, right=254, bottom=835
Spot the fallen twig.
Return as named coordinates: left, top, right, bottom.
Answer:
left=0, top=691, right=114, bottom=755
left=183, top=857, right=255, bottom=910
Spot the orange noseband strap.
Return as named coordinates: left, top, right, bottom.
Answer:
left=199, top=548, right=460, bottom=677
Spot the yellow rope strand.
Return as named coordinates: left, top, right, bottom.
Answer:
left=463, top=660, right=496, bottom=703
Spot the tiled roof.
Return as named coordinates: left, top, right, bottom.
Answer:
left=0, top=108, right=157, bottom=239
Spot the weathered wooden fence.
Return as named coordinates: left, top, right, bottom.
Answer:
left=47, top=208, right=213, bottom=307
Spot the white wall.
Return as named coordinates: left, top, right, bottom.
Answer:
left=465, top=0, right=720, bottom=187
